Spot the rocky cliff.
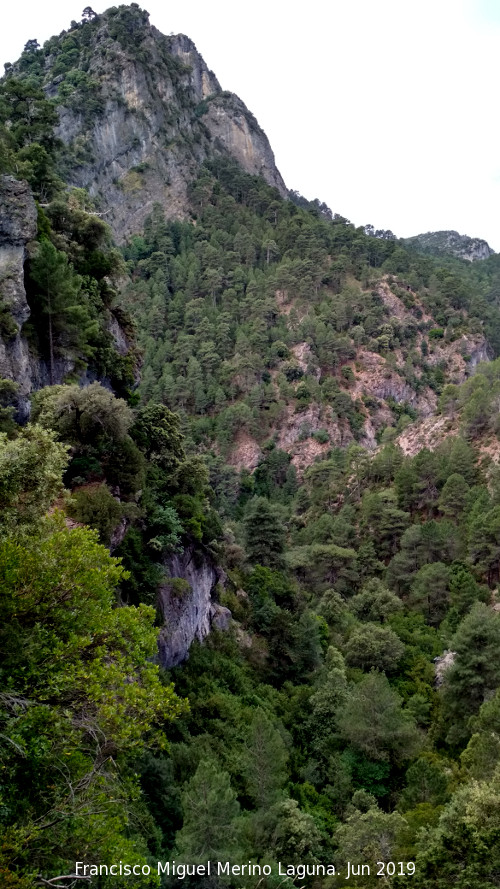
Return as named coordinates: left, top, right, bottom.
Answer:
left=37, top=7, right=286, bottom=242
left=0, top=177, right=38, bottom=420
left=0, top=174, right=137, bottom=418
left=158, top=547, right=231, bottom=668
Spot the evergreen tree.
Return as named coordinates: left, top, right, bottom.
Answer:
left=29, top=240, right=89, bottom=381
left=176, top=759, right=241, bottom=862
left=240, top=708, right=288, bottom=808
left=442, top=604, right=500, bottom=746
left=337, top=672, right=420, bottom=764
left=344, top=623, right=405, bottom=673
left=243, top=496, right=285, bottom=568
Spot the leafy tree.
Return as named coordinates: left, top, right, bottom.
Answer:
left=334, top=807, right=407, bottom=886
left=345, top=624, right=405, bottom=673
left=0, top=519, right=184, bottom=883
left=0, top=425, right=68, bottom=535
left=349, top=578, right=403, bottom=623
left=32, top=382, right=133, bottom=445
left=309, top=647, right=348, bottom=765
left=131, top=402, right=185, bottom=472
left=267, top=798, right=323, bottom=864
left=412, top=766, right=500, bottom=889
left=67, top=482, right=124, bottom=545
left=461, top=686, right=500, bottom=780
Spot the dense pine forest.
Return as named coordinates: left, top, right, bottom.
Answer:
left=1, top=5, right=500, bottom=888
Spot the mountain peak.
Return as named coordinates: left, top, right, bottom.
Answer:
left=404, top=229, right=494, bottom=262
left=9, top=3, right=286, bottom=241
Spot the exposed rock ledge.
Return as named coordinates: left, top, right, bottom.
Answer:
left=158, top=546, right=231, bottom=668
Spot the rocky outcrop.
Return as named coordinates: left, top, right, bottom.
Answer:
left=434, top=650, right=456, bottom=686
left=404, top=230, right=494, bottom=262
left=352, top=348, right=437, bottom=416
left=48, top=11, right=286, bottom=242
left=396, top=414, right=459, bottom=458
left=0, top=176, right=37, bottom=421
left=157, top=547, right=231, bottom=668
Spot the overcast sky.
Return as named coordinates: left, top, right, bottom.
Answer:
left=2, top=1, right=500, bottom=249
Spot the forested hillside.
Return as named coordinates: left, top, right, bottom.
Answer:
left=1, top=5, right=500, bottom=889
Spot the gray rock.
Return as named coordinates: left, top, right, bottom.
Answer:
left=0, top=176, right=37, bottom=248
left=434, top=650, right=456, bottom=686
left=158, top=547, right=230, bottom=668
left=210, top=602, right=232, bottom=631
left=0, top=177, right=38, bottom=420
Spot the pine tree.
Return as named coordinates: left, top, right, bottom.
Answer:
left=176, top=759, right=241, bottom=861
left=29, top=240, right=88, bottom=382
left=240, top=708, right=288, bottom=808
left=243, top=496, right=285, bottom=568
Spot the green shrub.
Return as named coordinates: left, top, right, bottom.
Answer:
left=67, top=483, right=124, bottom=544
left=313, top=429, right=330, bottom=444
left=169, top=577, right=191, bottom=599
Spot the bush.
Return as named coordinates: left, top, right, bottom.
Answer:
left=312, top=429, right=330, bottom=444
left=67, top=483, right=124, bottom=544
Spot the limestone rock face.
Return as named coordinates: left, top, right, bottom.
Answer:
left=0, top=176, right=37, bottom=420
left=49, top=12, right=286, bottom=242
left=0, top=176, right=38, bottom=249
left=158, top=547, right=230, bottom=668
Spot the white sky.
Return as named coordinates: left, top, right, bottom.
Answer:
left=2, top=1, right=500, bottom=249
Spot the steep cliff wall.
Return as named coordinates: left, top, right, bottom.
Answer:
left=0, top=177, right=37, bottom=420
left=0, top=175, right=137, bottom=417
left=42, top=9, right=286, bottom=242
left=157, top=547, right=231, bottom=668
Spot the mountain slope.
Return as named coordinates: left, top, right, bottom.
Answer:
left=3, top=8, right=500, bottom=889
left=121, top=159, right=497, bottom=477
